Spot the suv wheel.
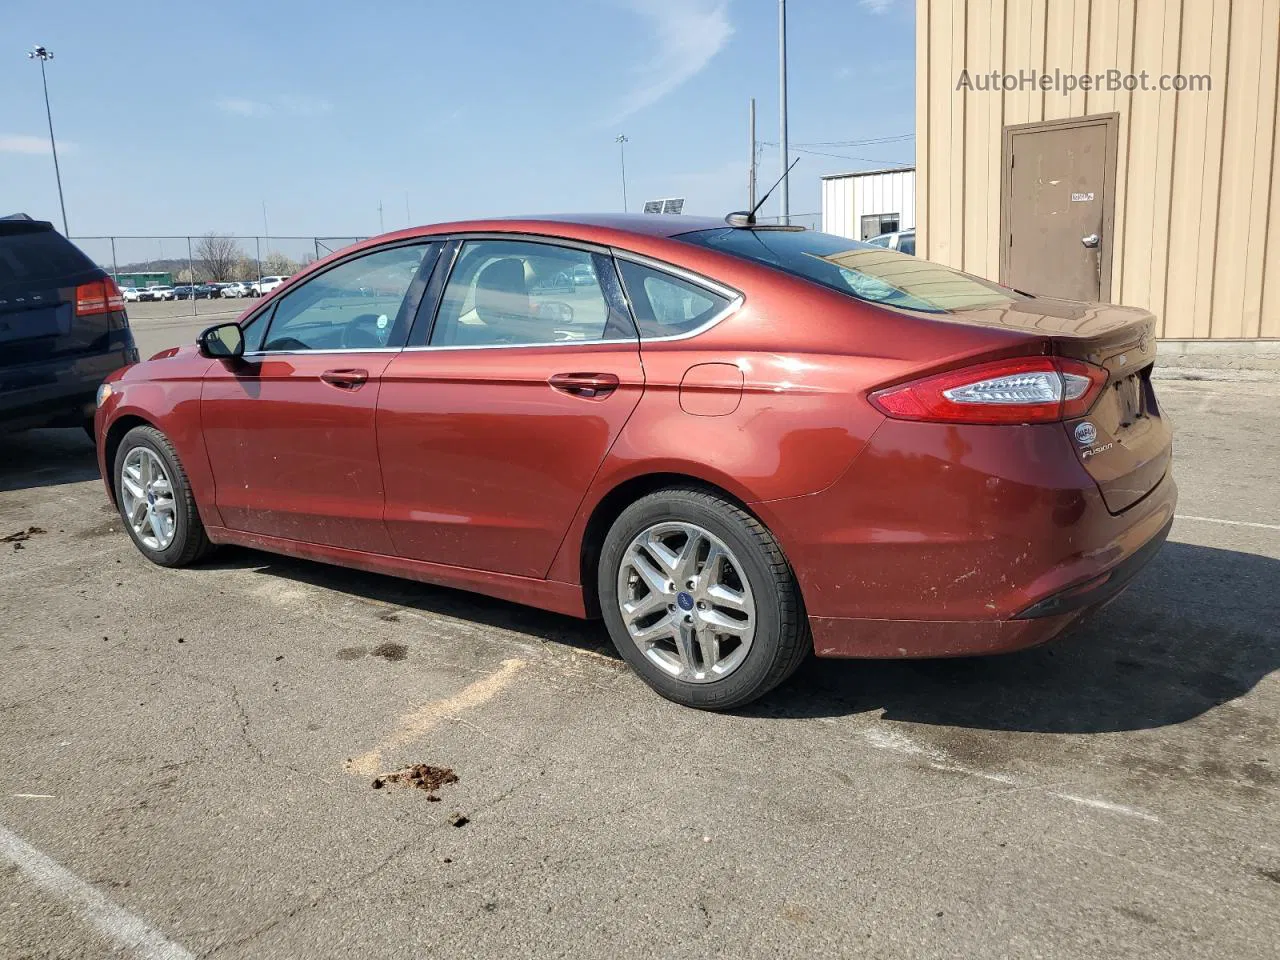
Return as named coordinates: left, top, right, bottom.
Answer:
left=598, top=488, right=809, bottom=710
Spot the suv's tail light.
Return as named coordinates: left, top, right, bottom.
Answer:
left=869, top=357, right=1108, bottom=424
left=75, top=278, right=126, bottom=316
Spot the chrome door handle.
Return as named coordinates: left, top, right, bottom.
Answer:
left=548, top=372, right=620, bottom=398
left=1081, top=233, right=1101, bottom=248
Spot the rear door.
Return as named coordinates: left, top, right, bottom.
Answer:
left=377, top=237, right=644, bottom=577
left=201, top=241, right=438, bottom=552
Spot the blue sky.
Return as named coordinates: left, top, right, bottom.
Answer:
left=2, top=0, right=914, bottom=239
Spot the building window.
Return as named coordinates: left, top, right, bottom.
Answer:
left=860, top=214, right=901, bottom=240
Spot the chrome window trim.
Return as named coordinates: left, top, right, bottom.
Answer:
left=442, top=232, right=614, bottom=256
left=610, top=249, right=741, bottom=301
left=631, top=294, right=744, bottom=344
left=402, top=336, right=635, bottom=353
left=242, top=347, right=404, bottom=357
left=610, top=250, right=744, bottom=343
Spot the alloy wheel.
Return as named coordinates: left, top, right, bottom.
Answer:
left=616, top=521, right=756, bottom=683
left=120, top=447, right=177, bottom=551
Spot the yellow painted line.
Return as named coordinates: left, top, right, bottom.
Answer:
left=345, top=658, right=526, bottom=777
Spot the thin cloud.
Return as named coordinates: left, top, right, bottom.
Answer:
left=609, top=0, right=732, bottom=124
left=216, top=98, right=271, bottom=117
left=215, top=96, right=332, bottom=118
left=0, top=134, right=77, bottom=155
left=858, top=0, right=900, bottom=12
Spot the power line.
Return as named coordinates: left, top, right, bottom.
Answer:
left=758, top=141, right=913, bottom=165
left=793, top=134, right=915, bottom=148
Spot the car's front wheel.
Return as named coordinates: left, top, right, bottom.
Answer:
left=598, top=487, right=810, bottom=710
left=113, top=425, right=212, bottom=567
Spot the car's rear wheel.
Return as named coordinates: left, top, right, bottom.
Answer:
left=113, top=425, right=212, bottom=567
left=598, top=487, right=809, bottom=710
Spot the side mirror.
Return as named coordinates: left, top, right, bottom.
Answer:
left=197, top=322, right=245, bottom=359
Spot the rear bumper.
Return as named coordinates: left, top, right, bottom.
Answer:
left=753, top=418, right=1177, bottom=658
left=0, top=345, right=136, bottom=431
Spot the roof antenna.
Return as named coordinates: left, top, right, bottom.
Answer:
left=727, top=157, right=800, bottom=227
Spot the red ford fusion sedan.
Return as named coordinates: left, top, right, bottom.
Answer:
left=94, top=215, right=1175, bottom=709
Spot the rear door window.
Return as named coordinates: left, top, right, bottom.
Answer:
left=616, top=261, right=732, bottom=338
left=427, top=239, right=634, bottom=347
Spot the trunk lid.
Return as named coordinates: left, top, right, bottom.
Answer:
left=950, top=296, right=1171, bottom=514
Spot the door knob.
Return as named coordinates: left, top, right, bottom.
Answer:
left=1081, top=233, right=1101, bottom=248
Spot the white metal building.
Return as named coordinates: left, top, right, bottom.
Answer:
left=820, top=168, right=916, bottom=241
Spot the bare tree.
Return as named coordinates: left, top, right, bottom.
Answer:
left=195, top=233, right=241, bottom=281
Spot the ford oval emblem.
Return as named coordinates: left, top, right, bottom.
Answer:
left=1074, top=421, right=1098, bottom=445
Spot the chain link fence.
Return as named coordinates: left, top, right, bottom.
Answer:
left=69, top=234, right=369, bottom=288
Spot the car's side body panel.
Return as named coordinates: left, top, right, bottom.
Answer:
left=205, top=524, right=587, bottom=617
left=200, top=352, right=397, bottom=553
left=378, top=341, right=646, bottom=577
left=95, top=350, right=222, bottom=527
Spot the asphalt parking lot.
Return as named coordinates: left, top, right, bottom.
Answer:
left=1, top=326, right=1277, bottom=957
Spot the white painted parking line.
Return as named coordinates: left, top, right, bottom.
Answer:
left=861, top=726, right=1161, bottom=824
left=1050, top=792, right=1162, bottom=823
left=1175, top=514, right=1280, bottom=532
left=346, top=658, right=527, bottom=777
left=0, top=824, right=194, bottom=960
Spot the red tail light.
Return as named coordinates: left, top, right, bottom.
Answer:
left=75, top=278, right=126, bottom=316
left=869, top=356, right=1108, bottom=424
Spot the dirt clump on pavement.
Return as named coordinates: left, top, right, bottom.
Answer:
left=371, top=764, right=459, bottom=800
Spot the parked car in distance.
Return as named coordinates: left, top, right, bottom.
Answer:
left=95, top=214, right=1175, bottom=710
left=571, top=262, right=596, bottom=285
left=1, top=213, right=139, bottom=435
left=195, top=283, right=219, bottom=299
left=866, top=229, right=916, bottom=255
left=256, top=275, right=288, bottom=295
left=221, top=281, right=250, bottom=298
left=146, top=285, right=176, bottom=301
left=121, top=286, right=143, bottom=302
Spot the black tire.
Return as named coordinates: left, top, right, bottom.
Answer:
left=113, top=425, right=213, bottom=567
left=598, top=487, right=810, bottom=710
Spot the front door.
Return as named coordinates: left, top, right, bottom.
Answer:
left=1002, top=114, right=1117, bottom=301
left=377, top=237, right=644, bottom=577
left=201, top=242, right=436, bottom=552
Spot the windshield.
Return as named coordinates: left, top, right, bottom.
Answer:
left=678, top=227, right=1023, bottom=313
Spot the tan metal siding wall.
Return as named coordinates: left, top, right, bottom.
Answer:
left=917, top=0, right=1280, bottom=339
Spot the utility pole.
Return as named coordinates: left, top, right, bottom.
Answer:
left=615, top=134, right=630, bottom=212
left=778, top=0, right=790, bottom=225
left=378, top=200, right=384, bottom=233
left=748, top=98, right=757, bottom=210
left=27, top=45, right=68, bottom=235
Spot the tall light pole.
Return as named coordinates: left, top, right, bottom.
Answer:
left=615, top=134, right=629, bottom=212
left=27, top=45, right=69, bottom=236
left=778, top=0, right=790, bottom=225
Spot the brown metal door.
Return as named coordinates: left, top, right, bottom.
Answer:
left=1002, top=116, right=1116, bottom=301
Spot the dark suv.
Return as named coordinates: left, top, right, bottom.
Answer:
left=0, top=214, right=139, bottom=435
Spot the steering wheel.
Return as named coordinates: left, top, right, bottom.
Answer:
left=342, top=313, right=388, bottom=349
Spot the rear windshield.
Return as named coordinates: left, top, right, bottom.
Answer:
left=0, top=229, right=96, bottom=286
left=678, top=228, right=1021, bottom=313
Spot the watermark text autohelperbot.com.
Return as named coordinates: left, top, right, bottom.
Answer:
left=957, top=68, right=1212, bottom=94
